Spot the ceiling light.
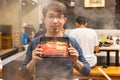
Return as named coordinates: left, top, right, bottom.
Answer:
left=22, top=2, right=26, bottom=6
left=32, top=0, right=38, bottom=3
left=32, top=2, right=35, bottom=5
left=69, top=0, right=75, bottom=7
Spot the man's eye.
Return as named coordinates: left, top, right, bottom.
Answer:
left=57, top=16, right=61, bottom=19
left=49, top=16, right=54, bottom=18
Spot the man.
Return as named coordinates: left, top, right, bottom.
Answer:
left=70, top=16, right=99, bottom=68
left=21, top=1, right=90, bottom=80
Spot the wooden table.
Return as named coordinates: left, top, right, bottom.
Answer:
left=0, top=48, right=18, bottom=60
left=99, top=45, right=120, bottom=66
left=73, top=66, right=120, bottom=80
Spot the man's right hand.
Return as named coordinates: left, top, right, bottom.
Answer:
left=32, top=44, right=43, bottom=63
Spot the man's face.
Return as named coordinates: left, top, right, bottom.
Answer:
left=43, top=10, right=67, bottom=33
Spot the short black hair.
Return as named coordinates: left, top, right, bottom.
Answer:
left=76, top=16, right=87, bottom=25
left=43, top=1, right=67, bottom=17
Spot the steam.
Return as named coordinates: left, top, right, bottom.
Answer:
left=36, top=57, right=73, bottom=80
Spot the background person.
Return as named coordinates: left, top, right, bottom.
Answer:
left=70, top=16, right=99, bottom=68
left=21, top=1, right=90, bottom=80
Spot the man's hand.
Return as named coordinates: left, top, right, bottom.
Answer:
left=26, top=44, right=43, bottom=73
left=68, top=44, right=79, bottom=63
left=32, top=45, right=43, bottom=63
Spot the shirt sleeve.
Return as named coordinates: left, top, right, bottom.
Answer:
left=20, top=41, right=34, bottom=79
left=70, top=37, right=91, bottom=76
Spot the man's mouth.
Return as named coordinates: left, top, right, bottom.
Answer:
left=52, top=26, right=59, bottom=29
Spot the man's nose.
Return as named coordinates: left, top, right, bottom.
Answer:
left=52, top=17, right=59, bottom=22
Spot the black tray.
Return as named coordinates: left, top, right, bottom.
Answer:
left=39, top=37, right=69, bottom=57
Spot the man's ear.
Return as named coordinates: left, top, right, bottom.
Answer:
left=42, top=17, right=46, bottom=24
left=85, top=22, right=88, bottom=26
left=75, top=23, right=79, bottom=27
left=75, top=23, right=78, bottom=26
left=64, top=17, right=67, bottom=22
left=42, top=17, right=45, bottom=22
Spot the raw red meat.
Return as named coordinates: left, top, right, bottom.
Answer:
left=40, top=41, right=68, bottom=57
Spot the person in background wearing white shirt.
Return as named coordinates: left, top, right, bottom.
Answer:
left=70, top=16, right=99, bottom=68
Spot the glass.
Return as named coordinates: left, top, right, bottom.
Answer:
left=101, top=36, right=106, bottom=43
left=45, top=15, right=65, bottom=20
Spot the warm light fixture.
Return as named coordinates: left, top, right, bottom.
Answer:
left=22, top=2, right=26, bottom=6
left=69, top=0, right=75, bottom=7
left=32, top=0, right=39, bottom=5
left=32, top=0, right=39, bottom=3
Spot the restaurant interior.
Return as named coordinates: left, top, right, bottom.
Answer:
left=0, top=0, right=120, bottom=80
